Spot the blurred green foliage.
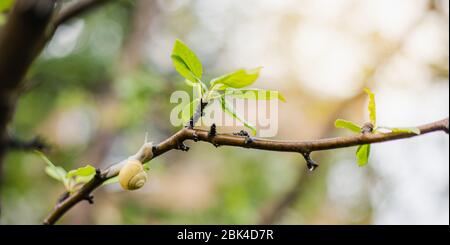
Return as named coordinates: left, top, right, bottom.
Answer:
left=7, top=0, right=444, bottom=225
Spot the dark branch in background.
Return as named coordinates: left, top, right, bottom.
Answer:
left=0, top=0, right=57, bottom=141
left=258, top=0, right=445, bottom=224
left=0, top=0, right=114, bottom=213
left=43, top=118, right=449, bottom=224
left=259, top=171, right=313, bottom=224
left=259, top=90, right=366, bottom=224
left=54, top=0, right=112, bottom=27
left=258, top=89, right=366, bottom=224
left=0, top=0, right=57, bottom=209
left=6, top=135, right=49, bottom=152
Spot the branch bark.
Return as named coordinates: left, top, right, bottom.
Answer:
left=43, top=117, right=449, bottom=224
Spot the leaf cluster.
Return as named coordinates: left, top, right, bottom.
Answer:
left=334, top=88, right=420, bottom=166
left=171, top=39, right=285, bottom=135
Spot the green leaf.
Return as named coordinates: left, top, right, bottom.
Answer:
left=35, top=151, right=67, bottom=182
left=35, top=150, right=56, bottom=168
left=225, top=89, right=286, bottom=102
left=45, top=166, right=67, bottom=182
left=171, top=39, right=203, bottom=82
left=0, top=15, right=6, bottom=25
left=334, top=119, right=361, bottom=133
left=67, top=165, right=96, bottom=179
left=184, top=78, right=197, bottom=87
left=103, top=176, right=119, bottom=185
left=210, top=67, right=262, bottom=89
left=143, top=162, right=150, bottom=171
left=219, top=97, right=257, bottom=135
left=0, top=0, right=14, bottom=12
left=356, top=144, right=371, bottom=167
left=364, top=88, right=376, bottom=127
left=171, top=55, right=199, bottom=83
left=382, top=127, right=421, bottom=135
left=181, top=98, right=201, bottom=125
left=184, top=79, right=207, bottom=93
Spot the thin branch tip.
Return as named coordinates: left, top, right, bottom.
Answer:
left=301, top=152, right=319, bottom=171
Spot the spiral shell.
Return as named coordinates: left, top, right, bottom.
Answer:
left=118, top=159, right=148, bottom=190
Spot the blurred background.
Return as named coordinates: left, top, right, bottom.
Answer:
left=0, top=0, right=448, bottom=224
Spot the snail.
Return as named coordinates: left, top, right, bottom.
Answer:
left=118, top=159, right=148, bottom=190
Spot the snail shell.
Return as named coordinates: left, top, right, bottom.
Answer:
left=118, top=159, right=148, bottom=190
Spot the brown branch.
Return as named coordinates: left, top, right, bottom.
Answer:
left=0, top=0, right=57, bottom=133
left=39, top=0, right=115, bottom=59
left=43, top=118, right=448, bottom=224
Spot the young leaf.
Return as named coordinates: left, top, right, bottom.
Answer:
left=0, top=15, right=6, bottom=25
left=181, top=98, right=201, bottom=125
left=102, top=176, right=119, bottom=185
left=0, top=0, right=14, bottom=12
left=143, top=162, right=150, bottom=171
left=356, top=144, right=371, bottom=166
left=0, top=0, right=13, bottom=25
left=36, top=151, right=67, bottom=182
left=184, top=78, right=197, bottom=87
left=45, top=166, right=67, bottom=183
left=219, top=97, right=257, bottom=135
left=66, top=165, right=96, bottom=179
left=210, top=67, right=262, bottom=89
left=364, top=88, right=376, bottom=127
left=171, top=55, right=199, bottom=83
left=225, top=89, right=286, bottom=102
left=334, top=119, right=361, bottom=133
left=35, top=150, right=56, bottom=168
left=171, top=39, right=203, bottom=82
left=385, top=127, right=421, bottom=135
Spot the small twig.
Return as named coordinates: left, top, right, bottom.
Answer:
left=176, top=141, right=190, bottom=152
left=187, top=99, right=208, bottom=129
left=233, top=130, right=254, bottom=145
left=361, top=122, right=374, bottom=134
left=84, top=194, right=94, bottom=204
left=208, top=123, right=217, bottom=137
left=301, top=152, right=319, bottom=171
left=7, top=136, right=50, bottom=152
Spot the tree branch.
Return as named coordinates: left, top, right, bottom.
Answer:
left=54, top=0, right=112, bottom=27
left=43, top=117, right=448, bottom=224
left=6, top=135, right=49, bottom=152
